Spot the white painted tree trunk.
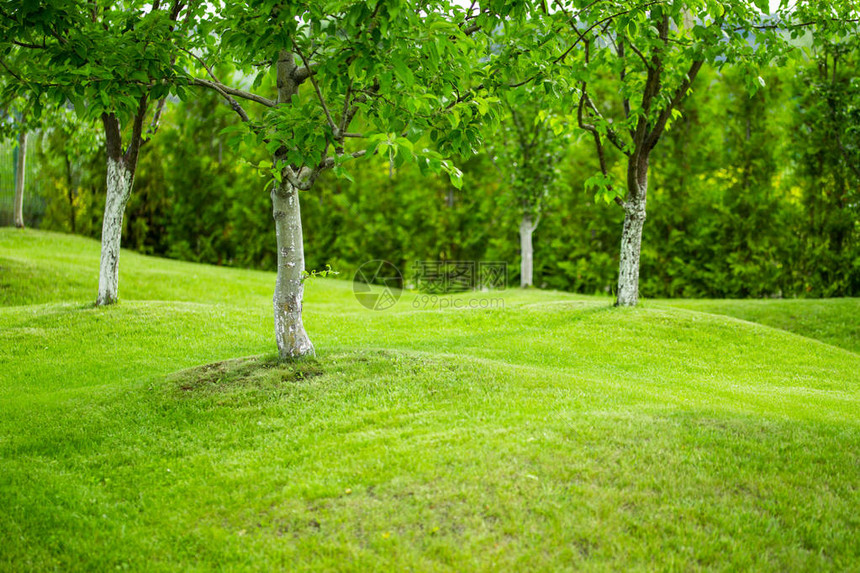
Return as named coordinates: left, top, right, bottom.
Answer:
left=13, top=131, right=27, bottom=229
left=96, top=158, right=134, bottom=306
left=520, top=212, right=535, bottom=288
left=616, top=150, right=652, bottom=307
left=272, top=180, right=315, bottom=359
left=616, top=196, right=646, bottom=307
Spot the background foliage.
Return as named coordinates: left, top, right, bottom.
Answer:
left=6, top=45, right=859, bottom=298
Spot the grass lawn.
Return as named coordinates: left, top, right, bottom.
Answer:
left=659, top=298, right=860, bottom=354
left=1, top=228, right=859, bottom=571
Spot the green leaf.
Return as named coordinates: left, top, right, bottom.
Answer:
left=333, top=166, right=355, bottom=182
left=392, top=57, right=414, bottom=85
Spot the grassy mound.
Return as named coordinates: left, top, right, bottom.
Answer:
left=170, top=354, right=325, bottom=393
left=660, top=298, right=860, bottom=353
left=1, top=229, right=858, bottom=571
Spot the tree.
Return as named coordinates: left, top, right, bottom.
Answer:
left=789, top=34, right=860, bottom=295
left=12, top=127, right=26, bottom=228
left=482, top=0, right=856, bottom=306
left=38, top=107, right=104, bottom=235
left=1, top=99, right=32, bottom=228
left=0, top=0, right=199, bottom=305
left=487, top=90, right=569, bottom=287
left=565, top=1, right=789, bottom=305
left=185, top=1, right=496, bottom=359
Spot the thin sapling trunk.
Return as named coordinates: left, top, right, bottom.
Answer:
left=519, top=212, right=538, bottom=288
left=13, top=131, right=27, bottom=228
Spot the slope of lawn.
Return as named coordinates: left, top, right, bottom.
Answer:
left=1, top=228, right=859, bottom=572
left=659, top=298, right=860, bottom=354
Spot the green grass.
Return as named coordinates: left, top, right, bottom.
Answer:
left=658, top=298, right=860, bottom=354
left=1, top=228, right=858, bottom=571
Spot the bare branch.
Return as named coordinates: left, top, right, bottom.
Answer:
left=587, top=123, right=624, bottom=209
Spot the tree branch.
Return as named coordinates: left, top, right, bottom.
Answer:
left=144, top=96, right=168, bottom=143
left=191, top=77, right=275, bottom=108
left=578, top=82, right=624, bottom=209
left=550, top=0, right=665, bottom=67
left=282, top=166, right=308, bottom=191
left=577, top=41, right=630, bottom=157
left=192, top=78, right=251, bottom=122
left=12, top=40, right=46, bottom=49
left=179, top=46, right=223, bottom=84
left=322, top=149, right=366, bottom=169
left=292, top=63, right=317, bottom=82
left=338, top=79, right=353, bottom=135
left=583, top=94, right=630, bottom=156
left=167, top=0, right=185, bottom=21
left=624, top=38, right=651, bottom=70
left=101, top=112, right=123, bottom=161
left=125, top=94, right=149, bottom=165
left=646, top=58, right=704, bottom=150
left=0, top=58, right=24, bottom=83
left=738, top=17, right=859, bottom=31
left=294, top=45, right=337, bottom=133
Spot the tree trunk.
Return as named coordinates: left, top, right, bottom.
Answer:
left=617, top=154, right=649, bottom=307
left=96, top=157, right=134, bottom=306
left=65, top=155, right=76, bottom=233
left=272, top=180, right=314, bottom=359
left=616, top=200, right=647, bottom=306
left=13, top=131, right=27, bottom=229
left=520, top=212, right=536, bottom=288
